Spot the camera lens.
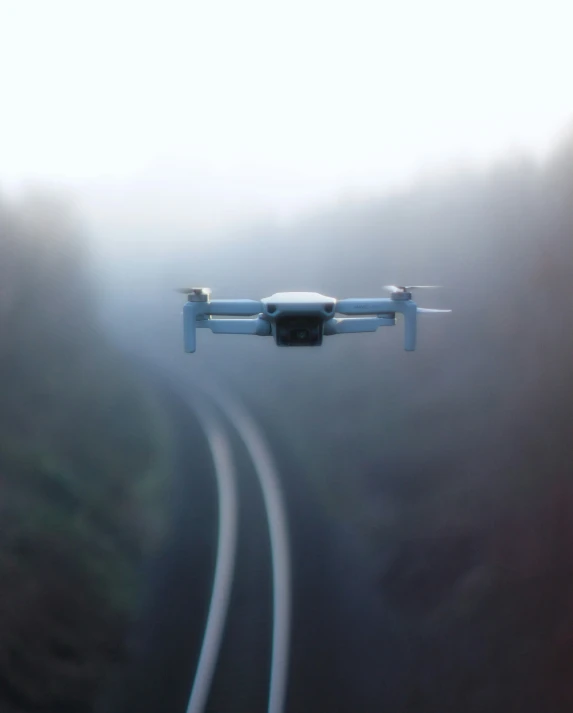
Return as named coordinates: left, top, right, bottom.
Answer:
left=276, top=316, right=323, bottom=346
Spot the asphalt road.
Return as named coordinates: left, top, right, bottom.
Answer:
left=102, top=377, right=366, bottom=713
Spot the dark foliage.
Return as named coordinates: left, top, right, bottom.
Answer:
left=158, top=132, right=573, bottom=711
left=0, top=192, right=170, bottom=712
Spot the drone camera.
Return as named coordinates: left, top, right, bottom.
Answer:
left=275, top=316, right=324, bottom=347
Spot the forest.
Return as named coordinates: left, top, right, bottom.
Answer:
left=0, top=129, right=571, bottom=711
left=140, top=131, right=573, bottom=710
left=0, top=191, right=172, bottom=711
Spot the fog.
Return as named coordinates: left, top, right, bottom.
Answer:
left=1, top=1, right=573, bottom=710
left=2, top=1, right=571, bottom=324
left=80, top=125, right=572, bottom=710
left=2, top=0, right=571, bottom=215
left=88, top=128, right=572, bottom=712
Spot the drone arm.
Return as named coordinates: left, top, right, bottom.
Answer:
left=207, top=299, right=264, bottom=316
left=324, top=316, right=396, bottom=335
left=183, top=299, right=265, bottom=352
left=335, top=298, right=396, bottom=315
left=335, top=298, right=448, bottom=351
left=199, top=317, right=271, bottom=336
left=335, top=298, right=416, bottom=349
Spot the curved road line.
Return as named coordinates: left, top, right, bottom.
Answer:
left=191, top=380, right=291, bottom=713
left=185, top=404, right=239, bottom=713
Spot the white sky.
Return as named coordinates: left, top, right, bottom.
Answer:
left=0, top=0, right=571, bottom=224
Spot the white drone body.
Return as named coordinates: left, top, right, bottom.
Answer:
left=178, top=286, right=450, bottom=352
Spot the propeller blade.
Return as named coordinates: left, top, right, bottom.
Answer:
left=174, top=287, right=212, bottom=294
left=383, top=285, right=441, bottom=293
left=417, top=307, right=451, bottom=313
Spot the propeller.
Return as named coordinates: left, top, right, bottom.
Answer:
left=383, top=285, right=451, bottom=312
left=417, top=307, right=452, bottom=313
left=174, top=287, right=212, bottom=295
left=384, top=285, right=441, bottom=293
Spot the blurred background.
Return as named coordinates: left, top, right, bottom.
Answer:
left=0, top=1, right=572, bottom=711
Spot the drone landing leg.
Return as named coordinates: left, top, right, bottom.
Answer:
left=183, top=302, right=200, bottom=352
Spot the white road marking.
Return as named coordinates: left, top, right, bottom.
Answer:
left=185, top=404, right=239, bottom=713
left=194, top=382, right=291, bottom=713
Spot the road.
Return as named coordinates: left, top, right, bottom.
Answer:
left=103, top=376, right=364, bottom=713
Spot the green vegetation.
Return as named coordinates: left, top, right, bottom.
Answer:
left=0, top=191, right=173, bottom=711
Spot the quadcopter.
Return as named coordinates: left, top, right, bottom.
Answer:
left=176, top=286, right=450, bottom=352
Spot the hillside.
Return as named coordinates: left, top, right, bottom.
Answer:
left=88, top=130, right=572, bottom=711
left=246, top=136, right=573, bottom=710
left=0, top=191, right=172, bottom=712
left=135, top=132, right=572, bottom=711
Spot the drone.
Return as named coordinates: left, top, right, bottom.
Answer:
left=176, top=286, right=450, bottom=353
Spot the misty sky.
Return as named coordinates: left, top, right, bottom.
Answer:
left=1, top=0, right=571, bottom=226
